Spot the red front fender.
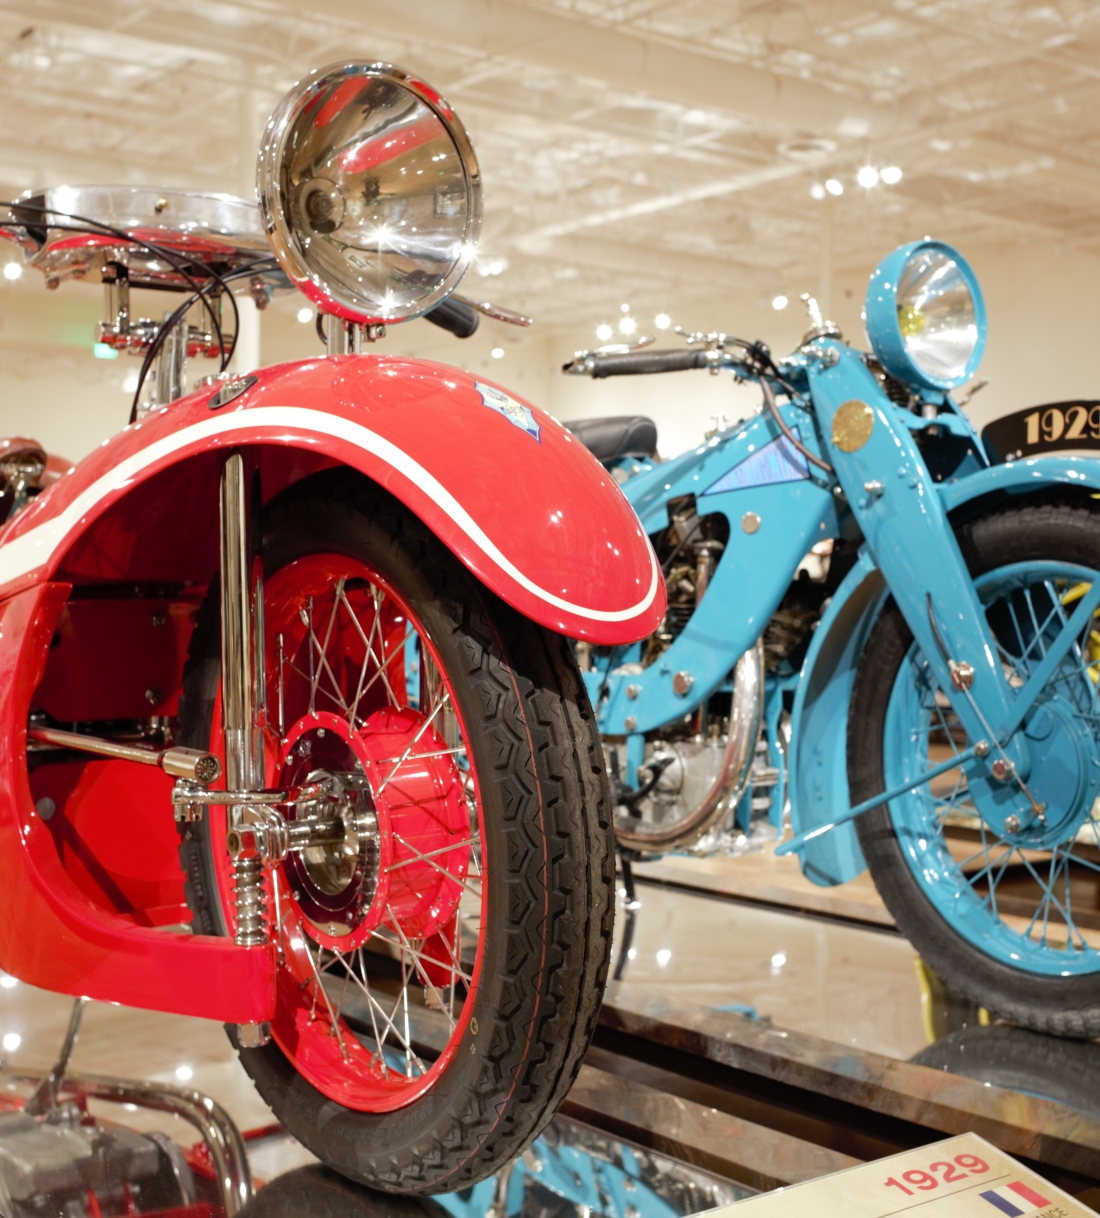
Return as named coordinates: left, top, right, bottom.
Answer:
left=0, top=355, right=664, bottom=644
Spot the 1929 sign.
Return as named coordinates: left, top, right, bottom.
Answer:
left=981, top=401, right=1100, bottom=463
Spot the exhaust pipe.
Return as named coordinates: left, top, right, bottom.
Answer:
left=613, top=640, right=764, bottom=855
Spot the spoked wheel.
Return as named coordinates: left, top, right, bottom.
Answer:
left=178, top=472, right=614, bottom=1192
left=850, top=497, right=1100, bottom=1037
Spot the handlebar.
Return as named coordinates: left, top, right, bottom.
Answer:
left=566, top=348, right=711, bottom=378
left=424, top=296, right=480, bottom=339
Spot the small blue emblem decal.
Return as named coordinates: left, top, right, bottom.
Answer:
left=475, top=381, right=541, bottom=442
left=702, top=428, right=809, bottom=495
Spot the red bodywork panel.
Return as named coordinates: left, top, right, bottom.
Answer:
left=0, top=356, right=663, bottom=642
left=0, top=355, right=660, bottom=1022
left=0, top=584, right=273, bottom=1021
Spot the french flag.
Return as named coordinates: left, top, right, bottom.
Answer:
left=980, top=1181, right=1052, bottom=1216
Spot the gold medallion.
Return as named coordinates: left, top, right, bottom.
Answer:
left=832, top=399, right=875, bottom=453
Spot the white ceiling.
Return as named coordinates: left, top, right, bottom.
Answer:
left=0, top=0, right=1097, bottom=332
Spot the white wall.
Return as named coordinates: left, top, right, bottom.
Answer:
left=542, top=236, right=1100, bottom=456
left=2, top=234, right=1098, bottom=465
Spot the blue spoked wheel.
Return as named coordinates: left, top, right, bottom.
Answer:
left=850, top=497, right=1100, bottom=1037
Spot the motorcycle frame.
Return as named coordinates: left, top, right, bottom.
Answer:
left=587, top=339, right=1100, bottom=882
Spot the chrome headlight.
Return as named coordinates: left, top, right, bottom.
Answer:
left=865, top=240, right=986, bottom=392
left=258, top=62, right=481, bottom=324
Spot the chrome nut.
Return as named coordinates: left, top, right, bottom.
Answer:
left=672, top=671, right=695, bottom=697
left=237, top=1021, right=271, bottom=1049
left=949, top=661, right=974, bottom=691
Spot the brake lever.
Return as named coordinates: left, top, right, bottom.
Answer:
left=451, top=293, right=533, bottom=327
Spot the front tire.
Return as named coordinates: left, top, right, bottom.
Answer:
left=178, top=471, right=614, bottom=1192
left=850, top=497, right=1100, bottom=1038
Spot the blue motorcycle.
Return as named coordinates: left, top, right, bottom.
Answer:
left=564, top=239, right=1100, bottom=1037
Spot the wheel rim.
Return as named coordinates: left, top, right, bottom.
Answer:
left=884, top=560, right=1100, bottom=976
left=209, top=554, right=485, bottom=1110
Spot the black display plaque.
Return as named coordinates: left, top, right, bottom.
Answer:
left=981, top=400, right=1100, bottom=463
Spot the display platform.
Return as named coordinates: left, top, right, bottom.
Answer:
left=2, top=976, right=1098, bottom=1217
left=2, top=865, right=1099, bottom=1217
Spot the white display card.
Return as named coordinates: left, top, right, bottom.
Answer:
left=715, top=1133, right=1096, bottom=1218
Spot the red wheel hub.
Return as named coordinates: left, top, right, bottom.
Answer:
left=276, top=707, right=469, bottom=952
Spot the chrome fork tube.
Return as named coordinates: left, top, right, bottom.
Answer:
left=219, top=453, right=268, bottom=953
left=220, top=452, right=264, bottom=793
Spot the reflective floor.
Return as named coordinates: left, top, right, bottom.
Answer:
left=609, top=880, right=926, bottom=1060
left=1, top=860, right=1099, bottom=1214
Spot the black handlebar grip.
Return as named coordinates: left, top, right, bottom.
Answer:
left=586, top=349, right=709, bottom=378
left=424, top=296, right=480, bottom=339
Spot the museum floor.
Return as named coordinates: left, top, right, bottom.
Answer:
left=0, top=843, right=1055, bottom=1181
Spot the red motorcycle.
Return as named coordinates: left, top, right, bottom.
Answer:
left=0, top=62, right=663, bottom=1196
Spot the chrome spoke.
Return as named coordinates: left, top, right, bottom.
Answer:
left=302, top=935, right=349, bottom=1059
left=339, top=586, right=406, bottom=720
left=391, top=831, right=484, bottom=900
left=371, top=925, right=474, bottom=988
left=384, top=834, right=479, bottom=874
left=371, top=586, right=404, bottom=711
left=355, top=946, right=389, bottom=1075
left=378, top=746, right=468, bottom=764
left=378, top=695, right=451, bottom=793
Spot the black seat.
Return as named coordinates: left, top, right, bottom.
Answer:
left=564, top=416, right=658, bottom=465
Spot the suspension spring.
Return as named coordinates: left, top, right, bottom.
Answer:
left=232, top=855, right=268, bottom=947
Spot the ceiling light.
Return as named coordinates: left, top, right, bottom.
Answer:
left=656, top=949, right=671, bottom=966
left=175, top=1065, right=193, bottom=1081
left=655, top=313, right=670, bottom=329
left=770, top=951, right=787, bottom=970
left=619, top=317, right=636, bottom=335
left=2, top=1033, right=20, bottom=1053
left=810, top=183, right=826, bottom=200
left=825, top=179, right=844, bottom=196
left=778, top=137, right=837, bottom=162
left=491, top=347, right=504, bottom=358
left=596, top=324, right=613, bottom=341
left=881, top=165, right=903, bottom=185
left=772, top=295, right=788, bottom=311
left=620, top=303, right=630, bottom=314
left=297, top=307, right=312, bottom=323
left=3, top=263, right=21, bottom=281
left=857, top=166, right=879, bottom=188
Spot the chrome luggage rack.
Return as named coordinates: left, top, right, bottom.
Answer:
left=8, top=185, right=286, bottom=292
left=2, top=185, right=290, bottom=417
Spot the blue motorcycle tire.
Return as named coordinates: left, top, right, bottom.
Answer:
left=850, top=495, right=1100, bottom=1039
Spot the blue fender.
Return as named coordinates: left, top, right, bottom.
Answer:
left=789, top=452, right=1100, bottom=887
left=938, top=454, right=1100, bottom=512
left=788, top=551, right=886, bottom=885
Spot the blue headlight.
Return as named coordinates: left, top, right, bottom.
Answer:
left=865, top=240, right=986, bottom=392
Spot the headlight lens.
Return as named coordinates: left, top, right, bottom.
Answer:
left=259, top=62, right=481, bottom=324
left=865, top=240, right=986, bottom=391
left=895, top=248, right=977, bottom=383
